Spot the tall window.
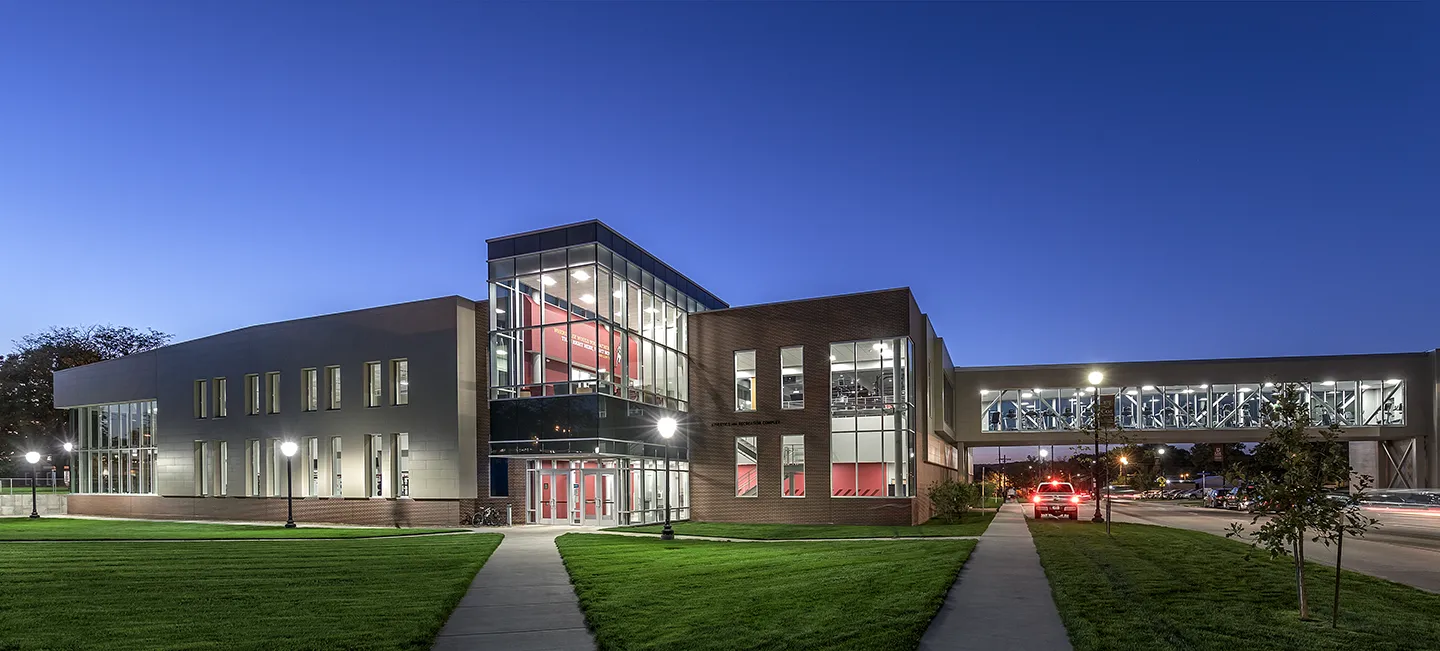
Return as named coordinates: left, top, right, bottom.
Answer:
left=246, top=439, right=261, bottom=496
left=302, top=437, right=319, bottom=497
left=781, top=435, right=805, bottom=497
left=266, top=372, right=281, bottom=414
left=489, top=458, right=509, bottom=497
left=302, top=368, right=318, bottom=412
left=215, top=378, right=227, bottom=417
left=218, top=441, right=228, bottom=496
left=364, top=362, right=382, bottom=408
left=65, top=400, right=159, bottom=495
left=245, top=374, right=261, bottom=415
left=830, top=338, right=915, bottom=498
left=736, top=436, right=758, bottom=497
left=330, top=436, right=343, bottom=496
left=781, top=346, right=804, bottom=409
left=326, top=366, right=341, bottom=410
left=193, top=380, right=208, bottom=419
left=392, top=359, right=409, bottom=405
left=735, top=350, right=756, bottom=411
left=395, top=433, right=410, bottom=497
left=267, top=439, right=281, bottom=496
left=367, top=434, right=384, bottom=497
left=195, top=441, right=211, bottom=496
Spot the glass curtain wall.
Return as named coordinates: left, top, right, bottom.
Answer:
left=980, top=379, right=1407, bottom=432
left=69, top=401, right=159, bottom=494
left=829, top=338, right=915, bottom=498
left=489, top=243, right=697, bottom=410
left=525, top=458, right=690, bottom=525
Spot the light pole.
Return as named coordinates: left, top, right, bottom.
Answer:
left=63, top=442, right=74, bottom=490
left=1087, top=371, right=1105, bottom=523
left=657, top=417, right=678, bottom=540
left=1038, top=447, right=1049, bottom=478
left=281, top=441, right=298, bottom=528
left=25, top=451, right=41, bottom=518
left=1119, top=456, right=1129, bottom=486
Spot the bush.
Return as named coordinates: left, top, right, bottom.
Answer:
left=929, top=479, right=980, bottom=523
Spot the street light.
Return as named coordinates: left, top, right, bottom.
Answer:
left=25, top=451, right=41, bottom=519
left=657, top=417, right=678, bottom=541
left=280, top=441, right=299, bottom=528
left=62, top=442, right=74, bottom=489
left=1087, top=371, right=1104, bottom=523
left=1119, top=456, right=1129, bottom=484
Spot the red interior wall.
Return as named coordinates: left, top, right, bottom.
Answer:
left=830, top=463, right=890, bottom=497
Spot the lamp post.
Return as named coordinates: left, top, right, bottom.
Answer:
left=1119, top=455, right=1129, bottom=485
left=1038, top=446, right=1049, bottom=478
left=281, top=441, right=298, bottom=528
left=657, top=417, right=678, bottom=540
left=63, top=442, right=74, bottom=490
left=25, top=451, right=41, bottom=518
left=1087, top=371, right=1105, bottom=523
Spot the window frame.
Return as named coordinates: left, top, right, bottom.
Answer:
left=326, top=366, right=341, bottom=410
left=780, top=346, right=804, bottom=410
left=364, top=361, right=383, bottom=408
left=301, top=368, right=319, bottom=412
left=265, top=371, right=281, bottom=414
left=781, top=434, right=804, bottom=498
left=245, top=374, right=261, bottom=416
left=391, top=359, right=409, bottom=406
left=194, top=379, right=208, bottom=419
left=734, top=350, right=756, bottom=412
left=214, top=377, right=227, bottom=418
left=735, top=435, right=758, bottom=498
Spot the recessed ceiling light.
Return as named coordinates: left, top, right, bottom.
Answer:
left=1183, top=389, right=1195, bottom=394
left=980, top=390, right=989, bottom=396
left=1322, top=380, right=1335, bottom=386
left=1022, top=392, right=1034, bottom=398
left=579, top=293, right=595, bottom=304
left=540, top=275, right=556, bottom=287
left=1264, top=382, right=1274, bottom=387
left=496, top=349, right=507, bottom=356
left=1126, top=389, right=1138, bottom=396
left=495, top=308, right=506, bottom=314
left=1142, top=385, right=1155, bottom=391
left=643, top=307, right=659, bottom=314
left=1238, top=387, right=1251, bottom=393
left=1386, top=379, right=1401, bottom=385
left=1359, top=384, right=1373, bottom=389
left=872, top=343, right=885, bottom=351
left=572, top=270, right=591, bottom=281
left=1198, top=384, right=1208, bottom=389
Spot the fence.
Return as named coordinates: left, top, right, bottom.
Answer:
left=1, top=476, right=69, bottom=493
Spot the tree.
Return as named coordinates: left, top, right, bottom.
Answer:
left=1226, top=383, right=1377, bottom=621
left=0, top=325, right=171, bottom=473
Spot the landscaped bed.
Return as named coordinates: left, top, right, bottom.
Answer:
left=602, top=512, right=992, bottom=539
left=557, top=533, right=975, bottom=651
left=1029, top=520, right=1440, bottom=651
left=0, top=516, right=461, bottom=540
left=0, top=529, right=501, bottom=650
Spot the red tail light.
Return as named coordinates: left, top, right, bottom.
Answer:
left=1070, top=496, right=1081, bottom=504
left=1032, top=495, right=1042, bottom=504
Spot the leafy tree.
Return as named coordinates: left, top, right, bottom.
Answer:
left=0, top=325, right=171, bottom=473
left=1226, top=383, right=1377, bottom=621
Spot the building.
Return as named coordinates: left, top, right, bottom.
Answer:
left=52, top=221, right=1438, bottom=527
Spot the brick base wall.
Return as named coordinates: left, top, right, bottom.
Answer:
left=67, top=494, right=463, bottom=527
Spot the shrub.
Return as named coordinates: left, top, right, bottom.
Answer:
left=929, top=479, right=980, bottom=523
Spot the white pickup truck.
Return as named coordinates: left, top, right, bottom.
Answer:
left=1031, top=481, right=1081, bottom=520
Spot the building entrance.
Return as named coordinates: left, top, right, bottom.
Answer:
left=524, top=458, right=689, bottom=526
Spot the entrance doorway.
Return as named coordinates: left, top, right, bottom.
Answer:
left=524, top=458, right=689, bottom=526
left=579, top=468, right=618, bottom=527
left=534, top=467, right=570, bottom=525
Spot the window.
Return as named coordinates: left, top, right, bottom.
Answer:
left=942, top=378, right=954, bottom=429
left=781, top=346, right=804, bottom=409
left=330, top=436, right=343, bottom=496
left=215, top=378, right=227, bottom=418
left=927, top=433, right=958, bottom=469
left=735, top=436, right=758, bottom=497
left=734, top=350, right=756, bottom=411
left=392, top=359, right=409, bottom=405
left=830, top=338, right=915, bottom=498
left=218, top=441, right=228, bottom=496
left=245, top=374, right=261, bottom=415
left=194, top=380, right=208, bottom=419
left=395, top=433, right=410, bottom=497
left=266, top=372, right=281, bottom=414
left=303, top=437, right=319, bottom=497
left=364, top=362, right=382, bottom=408
left=367, top=434, right=384, bottom=497
left=782, top=435, right=804, bottom=497
left=267, top=439, right=281, bottom=496
left=302, top=368, right=318, bottom=412
left=195, top=441, right=210, bottom=496
left=64, top=400, right=160, bottom=495
left=489, top=457, right=509, bottom=497
left=326, top=366, right=341, bottom=410
left=246, top=439, right=261, bottom=496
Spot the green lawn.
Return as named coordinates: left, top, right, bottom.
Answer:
left=1029, top=520, right=1440, bottom=651
left=0, top=486, right=70, bottom=494
left=0, top=517, right=460, bottom=540
left=603, top=512, right=992, bottom=539
left=557, top=533, right=974, bottom=651
left=0, top=532, right=502, bottom=650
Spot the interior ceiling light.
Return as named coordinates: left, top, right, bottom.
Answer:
left=1126, top=389, right=1138, bottom=395
left=496, top=349, right=507, bottom=356
left=1198, top=384, right=1208, bottom=389
left=872, top=343, right=885, bottom=351
left=540, top=275, right=556, bottom=287
left=614, top=290, right=623, bottom=298
left=579, top=293, right=595, bottom=304
left=1322, top=380, right=1335, bottom=386
left=980, top=390, right=989, bottom=395
left=572, top=269, right=591, bottom=281
left=1386, top=379, right=1401, bottom=385
left=1238, top=387, right=1251, bottom=393
left=1142, top=385, right=1155, bottom=391
left=495, top=308, right=506, bottom=314
left=1360, top=384, right=1373, bottom=389
left=1022, top=392, right=1034, bottom=398
left=1264, top=382, right=1275, bottom=387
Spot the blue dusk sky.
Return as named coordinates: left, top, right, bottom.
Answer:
left=1, top=2, right=1435, bottom=367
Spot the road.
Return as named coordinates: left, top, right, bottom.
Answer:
left=1094, top=499, right=1440, bottom=593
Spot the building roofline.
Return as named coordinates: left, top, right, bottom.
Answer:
left=694, top=287, right=913, bottom=315
left=955, top=349, right=1435, bottom=372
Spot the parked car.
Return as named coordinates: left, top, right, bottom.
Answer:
left=1032, top=481, right=1082, bottom=520
left=1202, top=487, right=1232, bottom=508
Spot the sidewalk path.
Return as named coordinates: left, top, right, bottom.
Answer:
left=918, top=503, right=1072, bottom=651
left=432, top=526, right=595, bottom=651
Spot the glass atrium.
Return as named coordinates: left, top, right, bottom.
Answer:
left=68, top=400, right=159, bottom=494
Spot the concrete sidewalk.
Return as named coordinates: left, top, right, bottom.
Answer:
left=432, top=526, right=595, bottom=651
left=918, top=503, right=1072, bottom=651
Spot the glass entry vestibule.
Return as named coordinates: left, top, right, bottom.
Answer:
left=527, top=458, right=689, bottom=526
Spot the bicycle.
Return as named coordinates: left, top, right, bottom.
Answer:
left=465, top=505, right=510, bottom=527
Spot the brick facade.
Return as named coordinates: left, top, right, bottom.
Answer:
left=472, top=299, right=530, bottom=523
left=67, top=494, right=463, bottom=527
left=686, top=289, right=935, bottom=526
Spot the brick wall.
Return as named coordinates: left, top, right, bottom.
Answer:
left=686, top=289, right=923, bottom=526
left=68, top=494, right=463, bottom=527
